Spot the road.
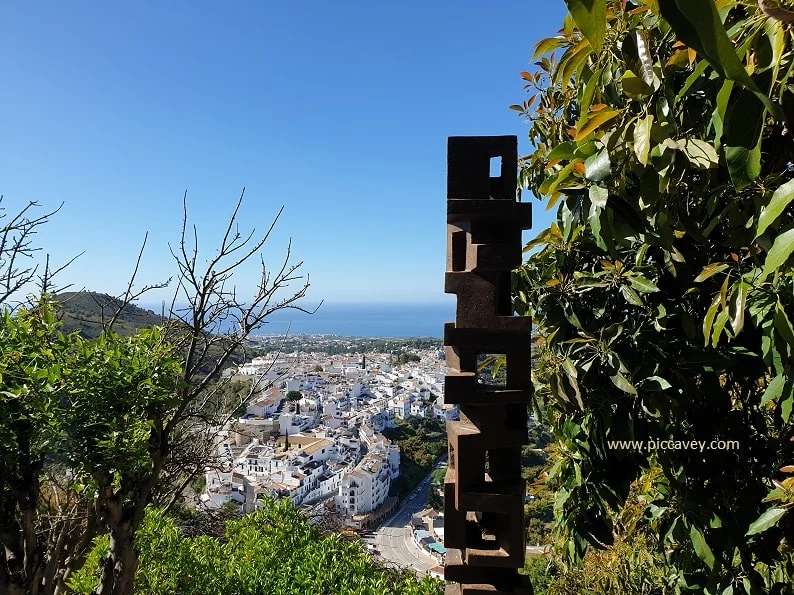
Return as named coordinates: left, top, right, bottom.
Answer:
left=361, top=456, right=551, bottom=578
left=363, top=458, right=446, bottom=574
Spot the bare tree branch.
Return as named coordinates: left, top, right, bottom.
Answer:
left=104, top=232, right=171, bottom=333
left=38, top=251, right=84, bottom=298
left=0, top=197, right=66, bottom=308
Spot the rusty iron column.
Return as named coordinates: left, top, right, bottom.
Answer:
left=443, top=136, right=533, bottom=595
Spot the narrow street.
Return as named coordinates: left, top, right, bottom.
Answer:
left=363, top=460, right=445, bottom=575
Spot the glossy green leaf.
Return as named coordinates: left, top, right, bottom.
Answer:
left=540, top=162, right=577, bottom=196
left=620, top=284, right=643, bottom=306
left=761, top=228, right=794, bottom=279
left=690, top=524, right=715, bottom=569
left=632, top=30, right=655, bottom=86
left=589, top=184, right=608, bottom=207
left=694, top=263, right=729, bottom=282
left=746, top=507, right=787, bottom=536
left=628, top=274, right=660, bottom=293
left=563, top=0, right=607, bottom=53
left=757, top=178, right=794, bottom=238
left=584, top=148, right=611, bottom=181
left=621, top=71, right=653, bottom=98
left=725, top=88, right=766, bottom=190
left=635, top=243, right=650, bottom=267
left=730, top=282, right=749, bottom=335
left=532, top=36, right=568, bottom=60
left=712, top=80, right=734, bottom=147
left=560, top=40, right=593, bottom=87
left=725, top=143, right=761, bottom=190
left=659, top=0, right=782, bottom=118
left=576, top=110, right=621, bottom=141
left=589, top=202, right=608, bottom=251
left=774, top=300, right=794, bottom=349
left=675, top=59, right=710, bottom=104
left=726, top=141, right=763, bottom=191
left=760, top=374, right=785, bottom=406
left=680, top=139, right=718, bottom=169
left=548, top=141, right=578, bottom=161
left=577, top=67, right=604, bottom=128
left=712, top=308, right=730, bottom=347
left=610, top=372, right=637, bottom=395
left=764, top=19, right=785, bottom=73
left=633, top=114, right=653, bottom=165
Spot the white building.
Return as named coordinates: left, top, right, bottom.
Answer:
left=366, top=408, right=393, bottom=432
left=410, top=400, right=427, bottom=418
left=388, top=397, right=411, bottom=420
left=235, top=443, right=274, bottom=477
left=335, top=451, right=392, bottom=516
left=201, top=470, right=254, bottom=512
left=246, top=388, right=283, bottom=417
left=432, top=403, right=459, bottom=422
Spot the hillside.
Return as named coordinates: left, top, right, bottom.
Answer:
left=53, top=291, right=247, bottom=376
left=54, top=291, right=166, bottom=339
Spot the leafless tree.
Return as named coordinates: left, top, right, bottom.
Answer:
left=171, top=501, right=243, bottom=542
left=303, top=502, right=349, bottom=536
left=0, top=196, right=79, bottom=308
left=89, top=189, right=321, bottom=595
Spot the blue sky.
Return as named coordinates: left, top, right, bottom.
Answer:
left=1, top=1, right=566, bottom=308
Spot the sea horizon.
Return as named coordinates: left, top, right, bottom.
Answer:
left=252, top=301, right=456, bottom=338
left=139, top=300, right=457, bottom=339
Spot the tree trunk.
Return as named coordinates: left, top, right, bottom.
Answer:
left=53, top=500, right=99, bottom=595
left=95, top=490, right=140, bottom=595
left=94, top=420, right=167, bottom=595
left=1, top=416, right=46, bottom=595
left=96, top=524, right=138, bottom=595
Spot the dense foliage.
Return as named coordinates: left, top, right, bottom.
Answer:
left=0, top=299, right=182, bottom=594
left=394, top=352, right=422, bottom=366
left=384, top=418, right=447, bottom=499
left=513, top=0, right=794, bottom=592
left=514, top=416, right=555, bottom=548
left=67, top=498, right=443, bottom=595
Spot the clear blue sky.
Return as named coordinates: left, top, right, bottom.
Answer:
left=1, top=1, right=566, bottom=308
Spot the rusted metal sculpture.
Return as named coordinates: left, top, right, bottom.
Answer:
left=444, top=136, right=533, bottom=594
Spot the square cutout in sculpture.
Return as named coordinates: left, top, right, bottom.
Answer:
left=476, top=353, right=507, bottom=391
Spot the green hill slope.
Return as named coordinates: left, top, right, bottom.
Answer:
left=54, top=291, right=166, bottom=339
left=54, top=291, right=247, bottom=376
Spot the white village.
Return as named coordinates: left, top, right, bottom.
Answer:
left=200, top=343, right=458, bottom=557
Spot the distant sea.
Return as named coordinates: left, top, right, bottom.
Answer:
left=136, top=301, right=457, bottom=338
left=254, top=302, right=456, bottom=338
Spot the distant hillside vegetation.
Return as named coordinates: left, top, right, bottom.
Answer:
left=53, top=291, right=246, bottom=375
left=54, top=291, right=166, bottom=339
